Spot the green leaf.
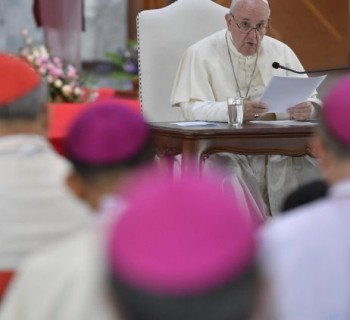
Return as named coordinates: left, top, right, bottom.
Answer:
left=105, top=52, right=124, bottom=67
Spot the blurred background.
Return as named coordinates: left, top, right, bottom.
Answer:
left=0, top=0, right=348, bottom=96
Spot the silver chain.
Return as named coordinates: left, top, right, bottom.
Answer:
left=225, top=30, right=258, bottom=100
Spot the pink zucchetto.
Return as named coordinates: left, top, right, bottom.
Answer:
left=107, top=171, right=257, bottom=296
left=65, top=100, right=150, bottom=165
left=322, top=76, right=350, bottom=146
left=0, top=53, right=41, bottom=105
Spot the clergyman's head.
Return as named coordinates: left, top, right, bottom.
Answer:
left=0, top=53, right=48, bottom=134
left=106, top=171, right=258, bottom=320
left=65, top=100, right=155, bottom=209
left=312, top=76, right=350, bottom=184
left=225, top=0, right=270, bottom=56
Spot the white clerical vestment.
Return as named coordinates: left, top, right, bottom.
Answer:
left=259, top=179, right=350, bottom=320
left=0, top=196, right=125, bottom=320
left=171, top=29, right=321, bottom=215
left=0, top=135, right=91, bottom=270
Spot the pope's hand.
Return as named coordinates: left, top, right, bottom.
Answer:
left=244, top=101, right=268, bottom=120
left=287, top=102, right=312, bottom=120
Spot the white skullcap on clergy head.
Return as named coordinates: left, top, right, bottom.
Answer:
left=230, top=0, right=269, bottom=11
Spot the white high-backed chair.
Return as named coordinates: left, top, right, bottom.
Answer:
left=137, top=0, right=228, bottom=122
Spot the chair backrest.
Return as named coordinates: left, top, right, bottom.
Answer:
left=137, top=0, right=228, bottom=122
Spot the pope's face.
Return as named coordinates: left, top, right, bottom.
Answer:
left=225, top=0, right=270, bottom=56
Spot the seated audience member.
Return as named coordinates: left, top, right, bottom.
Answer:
left=258, top=76, right=350, bottom=319
left=64, top=100, right=155, bottom=214
left=0, top=53, right=90, bottom=272
left=107, top=171, right=259, bottom=320
left=0, top=101, right=156, bottom=320
left=170, top=0, right=322, bottom=215
left=281, top=179, right=328, bottom=212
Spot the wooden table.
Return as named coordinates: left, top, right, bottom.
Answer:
left=150, top=121, right=317, bottom=174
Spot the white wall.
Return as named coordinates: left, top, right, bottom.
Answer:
left=82, top=0, right=127, bottom=61
left=0, top=0, right=43, bottom=54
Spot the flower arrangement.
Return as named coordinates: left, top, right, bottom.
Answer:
left=19, top=29, right=84, bottom=103
left=105, top=40, right=139, bottom=89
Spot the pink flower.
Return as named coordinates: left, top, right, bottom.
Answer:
left=53, top=57, right=63, bottom=68
left=48, top=64, right=63, bottom=78
left=66, top=65, right=78, bottom=79
left=19, top=30, right=85, bottom=103
left=37, top=56, right=49, bottom=67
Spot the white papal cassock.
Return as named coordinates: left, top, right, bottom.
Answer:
left=0, top=196, right=124, bottom=320
left=171, top=29, right=321, bottom=215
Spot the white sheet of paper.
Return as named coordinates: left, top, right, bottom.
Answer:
left=260, top=75, right=327, bottom=113
left=171, top=121, right=219, bottom=127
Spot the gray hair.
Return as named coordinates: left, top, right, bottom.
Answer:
left=0, top=80, right=48, bottom=120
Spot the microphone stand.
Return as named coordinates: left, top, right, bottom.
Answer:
left=305, top=66, right=350, bottom=74
left=272, top=62, right=350, bottom=74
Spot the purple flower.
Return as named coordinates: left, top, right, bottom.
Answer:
left=123, top=61, right=138, bottom=75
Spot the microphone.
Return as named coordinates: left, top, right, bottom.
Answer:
left=272, top=62, right=350, bottom=74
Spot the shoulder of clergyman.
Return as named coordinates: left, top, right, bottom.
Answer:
left=261, top=36, right=296, bottom=56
